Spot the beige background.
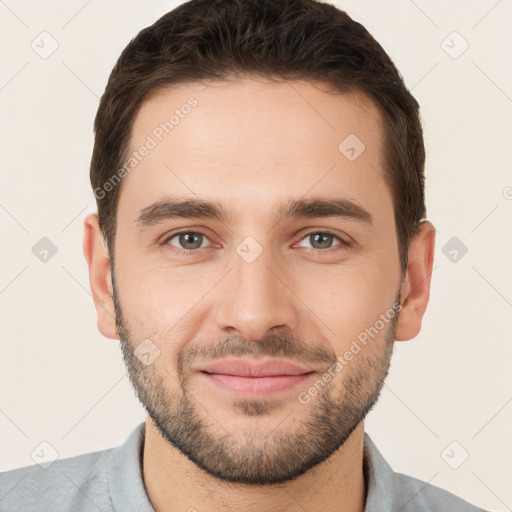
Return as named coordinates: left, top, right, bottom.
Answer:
left=1, top=1, right=511, bottom=510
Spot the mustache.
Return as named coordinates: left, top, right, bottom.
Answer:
left=176, top=333, right=337, bottom=377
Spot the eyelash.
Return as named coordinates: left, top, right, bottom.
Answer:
left=161, top=228, right=352, bottom=257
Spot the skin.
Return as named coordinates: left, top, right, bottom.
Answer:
left=83, top=78, right=435, bottom=512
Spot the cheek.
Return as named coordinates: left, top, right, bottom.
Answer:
left=300, top=263, right=398, bottom=347
left=116, top=260, right=216, bottom=347
left=113, top=261, right=171, bottom=338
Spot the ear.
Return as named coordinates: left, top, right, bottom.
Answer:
left=394, top=221, right=436, bottom=341
left=83, top=213, right=118, bottom=339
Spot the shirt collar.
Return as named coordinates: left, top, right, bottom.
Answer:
left=109, top=422, right=154, bottom=512
left=109, top=422, right=395, bottom=512
left=362, top=432, right=396, bottom=512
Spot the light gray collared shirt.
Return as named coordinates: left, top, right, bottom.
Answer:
left=0, top=422, right=486, bottom=511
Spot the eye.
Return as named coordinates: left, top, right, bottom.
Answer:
left=296, top=231, right=349, bottom=251
left=163, top=230, right=211, bottom=253
left=161, top=229, right=350, bottom=257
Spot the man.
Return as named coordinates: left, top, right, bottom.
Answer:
left=0, top=0, right=486, bottom=510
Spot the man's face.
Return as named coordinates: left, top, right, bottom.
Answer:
left=111, top=78, right=403, bottom=484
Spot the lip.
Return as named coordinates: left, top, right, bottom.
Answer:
left=196, top=358, right=314, bottom=377
left=195, top=358, right=317, bottom=397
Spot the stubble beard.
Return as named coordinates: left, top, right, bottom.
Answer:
left=113, top=272, right=398, bottom=485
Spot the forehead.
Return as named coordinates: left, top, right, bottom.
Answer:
left=117, top=77, right=392, bottom=231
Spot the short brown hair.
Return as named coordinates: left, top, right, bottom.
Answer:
left=90, top=0, right=426, bottom=274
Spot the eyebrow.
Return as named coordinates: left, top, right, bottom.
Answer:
left=135, top=195, right=373, bottom=228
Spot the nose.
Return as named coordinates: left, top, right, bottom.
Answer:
left=213, top=242, right=300, bottom=342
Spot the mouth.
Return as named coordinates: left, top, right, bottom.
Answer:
left=194, top=358, right=317, bottom=396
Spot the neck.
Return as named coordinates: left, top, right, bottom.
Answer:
left=142, top=417, right=367, bottom=512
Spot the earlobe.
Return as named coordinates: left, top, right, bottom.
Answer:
left=83, top=213, right=118, bottom=340
left=394, top=221, right=436, bottom=341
